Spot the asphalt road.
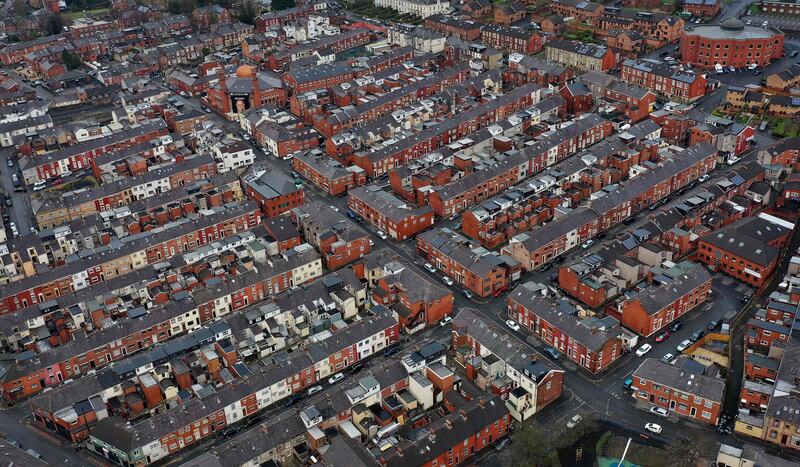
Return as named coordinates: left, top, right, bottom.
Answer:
left=0, top=148, right=34, bottom=236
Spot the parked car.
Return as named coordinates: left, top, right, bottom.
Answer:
left=660, top=353, right=676, bottom=363
left=543, top=346, right=560, bottom=360
left=442, top=276, right=454, bottom=286
left=698, top=174, right=709, bottom=183
left=329, top=205, right=339, bottom=212
left=6, top=158, right=13, bottom=167
left=505, top=320, right=520, bottom=332
left=581, top=239, right=594, bottom=249
left=424, top=263, right=437, bottom=273
left=567, top=414, right=582, bottom=428
left=383, top=344, right=401, bottom=356
left=726, top=155, right=740, bottom=166
left=650, top=406, right=669, bottom=418
left=623, top=378, right=633, bottom=390
left=645, top=423, right=663, bottom=434
left=494, top=438, right=511, bottom=452
left=282, top=153, right=294, bottom=161
left=307, top=385, right=323, bottom=396
left=690, top=330, right=705, bottom=342
left=349, top=363, right=364, bottom=373
left=285, top=395, right=303, bottom=406
left=439, top=316, right=453, bottom=327
left=376, top=230, right=388, bottom=240
left=677, top=339, right=692, bottom=352
left=33, top=181, right=46, bottom=192
left=636, top=343, right=653, bottom=357
left=328, top=373, right=344, bottom=385
left=669, top=321, right=683, bottom=332
left=707, top=320, right=720, bottom=331
left=655, top=331, right=670, bottom=343
left=462, top=289, right=474, bottom=299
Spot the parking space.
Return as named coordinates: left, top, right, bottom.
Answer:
left=745, top=15, right=800, bottom=35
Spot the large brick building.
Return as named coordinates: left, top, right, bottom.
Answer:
left=545, top=40, right=617, bottom=73
left=679, top=18, right=784, bottom=69
left=632, top=357, right=725, bottom=425
left=607, top=262, right=712, bottom=337
left=292, top=151, right=366, bottom=196
left=507, top=285, right=625, bottom=373
left=696, top=215, right=791, bottom=288
left=621, top=58, right=708, bottom=102
left=417, top=229, right=521, bottom=298
left=291, top=201, right=372, bottom=270
left=244, top=170, right=306, bottom=218
left=348, top=185, right=435, bottom=241
left=550, top=0, right=604, bottom=23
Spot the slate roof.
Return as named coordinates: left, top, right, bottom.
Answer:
left=508, top=285, right=619, bottom=352
left=633, top=358, right=725, bottom=402
left=701, top=216, right=789, bottom=267
left=627, top=264, right=711, bottom=315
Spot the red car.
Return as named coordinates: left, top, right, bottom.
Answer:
left=655, top=331, right=670, bottom=343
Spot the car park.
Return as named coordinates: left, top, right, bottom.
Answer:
left=328, top=373, right=344, bottom=385
left=649, top=406, right=668, bottom=418
left=636, top=343, right=652, bottom=357
left=645, top=423, right=663, bottom=434
left=505, top=320, right=520, bottom=332
left=677, top=339, right=692, bottom=352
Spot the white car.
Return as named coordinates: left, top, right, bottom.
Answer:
left=376, top=230, right=388, bottom=240
left=645, top=423, right=662, bottom=434
left=442, top=276, right=454, bottom=286
left=424, top=263, right=437, bottom=273
left=726, top=156, right=740, bottom=165
left=636, top=343, right=653, bottom=357
left=581, top=239, right=594, bottom=249
left=33, top=181, right=46, bottom=191
left=566, top=414, right=582, bottom=428
left=439, top=316, right=453, bottom=327
left=282, top=154, right=294, bottom=161
left=698, top=174, right=709, bottom=183
left=329, top=205, right=340, bottom=212
left=505, top=320, right=520, bottom=332
left=677, top=339, right=692, bottom=352
left=369, top=239, right=374, bottom=246
left=649, top=406, right=668, bottom=418
left=307, top=385, right=323, bottom=396
left=328, top=373, right=344, bottom=385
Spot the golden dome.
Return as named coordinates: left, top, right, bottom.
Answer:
left=235, top=65, right=253, bottom=78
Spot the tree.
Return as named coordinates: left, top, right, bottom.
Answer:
left=11, top=0, right=27, bottom=18
left=45, top=13, right=67, bottom=36
left=271, top=0, right=295, bottom=10
left=62, top=50, right=82, bottom=70
left=237, top=0, right=257, bottom=24
left=506, top=421, right=558, bottom=467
